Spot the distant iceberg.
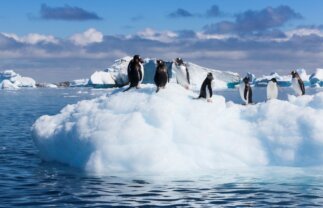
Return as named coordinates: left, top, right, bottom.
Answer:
left=32, top=84, right=323, bottom=174
left=309, top=69, right=323, bottom=87
left=0, top=70, right=36, bottom=89
left=86, top=56, right=240, bottom=90
left=69, top=79, right=89, bottom=87
left=255, top=72, right=291, bottom=87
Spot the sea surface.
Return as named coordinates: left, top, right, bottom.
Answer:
left=1, top=87, right=323, bottom=207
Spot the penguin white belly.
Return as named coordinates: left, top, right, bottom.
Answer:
left=174, top=65, right=189, bottom=87
left=292, top=78, right=302, bottom=96
left=267, top=81, right=278, bottom=100
left=139, top=63, right=144, bottom=84
left=239, top=82, right=248, bottom=104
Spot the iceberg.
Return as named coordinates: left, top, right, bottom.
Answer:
left=32, top=84, right=323, bottom=174
left=255, top=72, right=291, bottom=87
left=0, top=70, right=36, bottom=89
left=1, top=79, right=19, bottom=89
left=309, top=68, right=323, bottom=87
left=70, top=79, right=90, bottom=87
left=36, top=83, right=58, bottom=88
left=87, top=56, right=240, bottom=90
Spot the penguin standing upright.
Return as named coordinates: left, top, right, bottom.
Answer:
left=124, top=55, right=144, bottom=92
left=291, top=70, right=305, bottom=96
left=239, top=77, right=253, bottom=105
left=197, top=73, right=214, bottom=102
left=267, top=78, right=278, bottom=100
left=173, top=58, right=190, bottom=89
left=154, top=59, right=168, bottom=93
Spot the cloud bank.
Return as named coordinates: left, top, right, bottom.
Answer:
left=1, top=5, right=323, bottom=82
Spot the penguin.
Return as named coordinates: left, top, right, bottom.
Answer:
left=124, top=55, right=144, bottom=92
left=266, top=78, right=278, bottom=100
left=196, top=72, right=214, bottom=102
left=173, top=58, right=190, bottom=89
left=291, top=70, right=305, bottom=96
left=239, top=77, right=253, bottom=105
left=154, top=59, right=169, bottom=93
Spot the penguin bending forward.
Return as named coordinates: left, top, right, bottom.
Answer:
left=239, top=77, right=253, bottom=105
left=154, top=59, right=169, bottom=93
left=124, top=55, right=144, bottom=92
left=196, top=73, right=214, bottom=102
left=267, top=78, right=278, bottom=100
left=173, top=58, right=190, bottom=89
left=291, top=70, right=305, bottom=96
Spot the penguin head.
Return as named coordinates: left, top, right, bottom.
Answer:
left=207, top=72, right=214, bottom=80
left=243, top=77, right=250, bottom=83
left=271, top=78, right=277, bottom=83
left=156, top=59, right=165, bottom=66
left=133, top=55, right=144, bottom=64
left=291, top=70, right=298, bottom=78
left=175, top=57, right=184, bottom=66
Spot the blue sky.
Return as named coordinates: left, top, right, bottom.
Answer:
left=1, top=0, right=323, bottom=82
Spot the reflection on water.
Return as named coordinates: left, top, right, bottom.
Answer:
left=1, top=88, right=323, bottom=207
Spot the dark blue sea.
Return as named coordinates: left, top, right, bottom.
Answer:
left=1, top=88, right=323, bottom=207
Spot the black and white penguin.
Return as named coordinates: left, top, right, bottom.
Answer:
left=239, top=77, right=253, bottom=105
left=124, top=55, right=144, bottom=92
left=291, top=70, right=305, bottom=96
left=173, top=58, right=190, bottom=89
left=197, top=72, right=214, bottom=102
left=154, top=59, right=169, bottom=93
left=267, top=78, right=278, bottom=100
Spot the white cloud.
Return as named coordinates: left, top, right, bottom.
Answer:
left=2, top=32, right=59, bottom=44
left=70, top=28, right=103, bottom=46
left=136, top=28, right=178, bottom=43
left=286, top=28, right=323, bottom=38
left=196, top=32, right=237, bottom=40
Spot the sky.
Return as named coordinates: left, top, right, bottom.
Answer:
left=1, top=0, right=323, bottom=82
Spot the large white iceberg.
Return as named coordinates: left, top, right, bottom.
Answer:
left=0, top=70, right=36, bottom=89
left=88, top=56, right=240, bottom=89
left=32, top=84, right=323, bottom=174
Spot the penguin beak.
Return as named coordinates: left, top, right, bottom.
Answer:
left=139, top=58, right=144, bottom=64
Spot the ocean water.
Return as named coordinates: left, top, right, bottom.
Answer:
left=1, top=87, right=323, bottom=207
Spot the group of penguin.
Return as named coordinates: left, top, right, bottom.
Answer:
left=239, top=70, right=306, bottom=104
left=124, top=55, right=306, bottom=104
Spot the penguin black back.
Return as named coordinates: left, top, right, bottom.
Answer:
left=243, top=77, right=253, bottom=104
left=154, top=59, right=168, bottom=93
left=198, top=73, right=214, bottom=99
left=291, top=70, right=305, bottom=95
left=124, top=55, right=144, bottom=92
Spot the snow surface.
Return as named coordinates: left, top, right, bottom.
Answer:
left=32, top=84, right=323, bottom=174
left=0, top=70, right=36, bottom=89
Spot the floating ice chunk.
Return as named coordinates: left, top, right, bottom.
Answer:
left=310, top=68, right=323, bottom=87
left=70, top=79, right=89, bottom=87
left=32, top=84, right=323, bottom=174
left=1, top=80, right=19, bottom=89
left=0, top=70, right=36, bottom=89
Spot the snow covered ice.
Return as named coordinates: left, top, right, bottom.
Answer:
left=0, top=70, right=36, bottom=89
left=32, top=83, right=323, bottom=174
left=86, top=56, right=240, bottom=89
